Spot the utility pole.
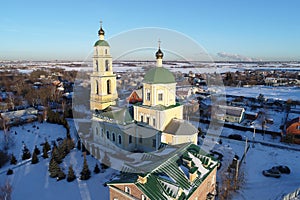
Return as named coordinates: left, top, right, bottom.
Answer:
left=244, top=137, right=248, bottom=163
left=252, top=126, right=256, bottom=148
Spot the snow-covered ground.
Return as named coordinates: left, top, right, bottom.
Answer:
left=1, top=119, right=300, bottom=200
left=0, top=120, right=117, bottom=200
left=224, top=86, right=300, bottom=101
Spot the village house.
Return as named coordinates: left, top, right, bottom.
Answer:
left=215, top=105, right=245, bottom=123
left=282, top=117, right=300, bottom=144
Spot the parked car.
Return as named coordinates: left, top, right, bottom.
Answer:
left=228, top=134, right=243, bottom=141
left=272, top=165, right=291, bottom=174
left=262, top=168, right=281, bottom=178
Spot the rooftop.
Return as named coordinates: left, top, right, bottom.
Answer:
left=107, top=143, right=218, bottom=199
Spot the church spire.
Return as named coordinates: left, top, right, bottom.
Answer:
left=98, top=20, right=105, bottom=40
left=155, top=39, right=163, bottom=67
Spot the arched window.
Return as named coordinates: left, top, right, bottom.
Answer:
left=96, top=127, right=99, bottom=136
left=112, top=133, right=115, bottom=142
left=105, top=60, right=109, bottom=71
left=95, top=80, right=99, bottom=95
left=118, top=135, right=122, bottom=144
left=95, top=60, right=98, bottom=71
left=101, top=129, right=104, bottom=137
left=106, top=131, right=110, bottom=139
left=105, top=49, right=108, bottom=55
left=107, top=80, right=111, bottom=94
left=129, top=135, right=132, bottom=144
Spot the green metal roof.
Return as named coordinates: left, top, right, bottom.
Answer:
left=94, top=40, right=110, bottom=47
left=144, top=67, right=175, bottom=84
left=101, top=108, right=133, bottom=124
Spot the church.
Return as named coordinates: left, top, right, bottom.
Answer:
left=88, top=23, right=198, bottom=153
left=83, top=23, right=218, bottom=200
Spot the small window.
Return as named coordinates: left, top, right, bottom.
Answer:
left=139, top=137, right=143, bottom=143
left=105, top=60, right=109, bottom=71
left=297, top=125, right=300, bottom=130
left=146, top=91, right=150, bottom=101
left=112, top=133, right=115, bottom=142
left=118, top=135, right=122, bottom=144
left=146, top=117, right=150, bottom=124
left=158, top=93, right=163, bottom=101
left=153, top=118, right=156, bottom=126
left=95, top=60, right=98, bottom=71
left=106, top=131, right=110, bottom=139
left=101, top=129, right=104, bottom=137
left=129, top=135, right=132, bottom=144
left=125, top=186, right=130, bottom=194
left=105, top=49, right=108, bottom=55
left=141, top=115, right=144, bottom=122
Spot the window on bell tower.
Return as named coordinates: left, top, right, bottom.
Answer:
left=105, top=49, right=108, bottom=55
left=96, top=60, right=98, bottom=72
left=95, top=80, right=99, bottom=95
left=107, top=80, right=111, bottom=94
left=105, top=60, right=109, bottom=71
left=146, top=90, right=150, bottom=101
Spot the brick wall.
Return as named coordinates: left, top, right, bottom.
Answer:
left=188, top=167, right=217, bottom=200
left=109, top=184, right=148, bottom=200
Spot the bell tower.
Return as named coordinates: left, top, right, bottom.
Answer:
left=90, top=21, right=118, bottom=111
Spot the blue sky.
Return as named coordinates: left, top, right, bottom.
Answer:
left=1, top=0, right=300, bottom=61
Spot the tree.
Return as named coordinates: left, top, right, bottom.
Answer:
left=101, top=152, right=111, bottom=169
left=31, top=151, right=39, bottom=164
left=22, top=145, right=31, bottom=160
left=44, top=139, right=51, bottom=152
left=48, top=158, right=61, bottom=178
left=42, top=145, right=49, bottom=159
left=0, top=150, right=10, bottom=168
left=6, top=169, right=13, bottom=175
left=0, top=181, right=12, bottom=200
left=10, top=154, right=17, bottom=165
left=67, top=165, right=76, bottom=182
left=77, top=140, right=81, bottom=150
left=57, top=170, right=66, bottom=181
left=51, top=145, right=62, bottom=164
left=93, top=163, right=100, bottom=174
left=80, top=155, right=91, bottom=180
left=34, top=145, right=41, bottom=155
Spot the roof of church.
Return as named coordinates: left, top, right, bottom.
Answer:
left=144, top=67, right=175, bottom=84
left=100, top=108, right=133, bottom=124
left=107, top=143, right=218, bottom=200
left=94, top=39, right=110, bottom=47
left=164, top=118, right=198, bottom=136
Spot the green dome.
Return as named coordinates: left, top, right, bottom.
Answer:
left=94, top=40, right=110, bottom=47
left=144, top=67, right=175, bottom=84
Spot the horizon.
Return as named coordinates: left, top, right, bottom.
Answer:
left=1, top=1, right=300, bottom=61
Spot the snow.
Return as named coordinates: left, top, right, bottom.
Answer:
left=224, top=86, right=300, bottom=101
left=188, top=152, right=209, bottom=178
left=232, top=143, right=300, bottom=200
left=0, top=120, right=118, bottom=200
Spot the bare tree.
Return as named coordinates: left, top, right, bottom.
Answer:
left=0, top=181, right=12, bottom=200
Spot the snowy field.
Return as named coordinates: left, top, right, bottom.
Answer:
left=0, top=120, right=117, bottom=200
left=233, top=143, right=300, bottom=200
left=224, top=86, right=300, bottom=101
